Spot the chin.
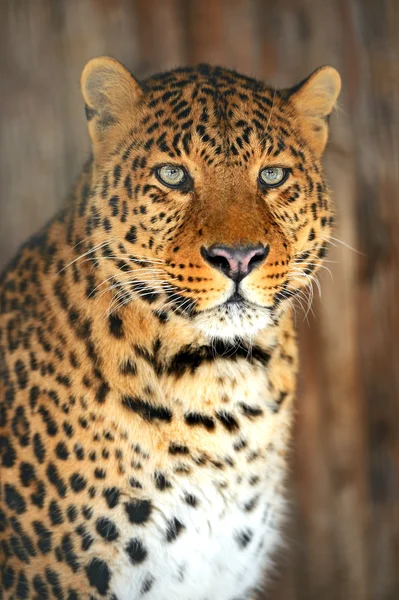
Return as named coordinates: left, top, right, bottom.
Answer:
left=192, top=301, right=273, bottom=342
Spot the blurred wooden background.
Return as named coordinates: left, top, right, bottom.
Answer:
left=0, top=1, right=398, bottom=598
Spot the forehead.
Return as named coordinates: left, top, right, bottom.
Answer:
left=137, top=66, right=295, bottom=166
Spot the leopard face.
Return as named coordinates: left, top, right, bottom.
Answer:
left=81, top=60, right=340, bottom=341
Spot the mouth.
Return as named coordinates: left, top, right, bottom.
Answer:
left=225, top=291, right=244, bottom=305
left=193, top=292, right=273, bottom=341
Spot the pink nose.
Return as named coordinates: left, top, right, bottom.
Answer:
left=201, top=244, right=269, bottom=282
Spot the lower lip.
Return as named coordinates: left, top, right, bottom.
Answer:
left=226, top=293, right=244, bottom=304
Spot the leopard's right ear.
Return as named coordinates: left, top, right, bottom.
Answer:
left=81, top=57, right=143, bottom=157
left=286, top=66, right=341, bottom=156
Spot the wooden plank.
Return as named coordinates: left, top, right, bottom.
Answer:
left=0, top=2, right=398, bottom=598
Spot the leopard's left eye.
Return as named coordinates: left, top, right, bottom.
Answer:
left=259, top=167, right=289, bottom=188
left=156, top=165, right=186, bottom=188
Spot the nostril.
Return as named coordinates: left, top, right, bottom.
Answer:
left=207, top=254, right=231, bottom=275
left=247, top=245, right=270, bottom=273
left=201, top=247, right=234, bottom=276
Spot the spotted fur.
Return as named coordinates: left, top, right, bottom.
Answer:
left=0, top=58, right=340, bottom=599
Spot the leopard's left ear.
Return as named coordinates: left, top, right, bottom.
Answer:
left=288, top=66, right=341, bottom=156
left=81, top=57, right=143, bottom=159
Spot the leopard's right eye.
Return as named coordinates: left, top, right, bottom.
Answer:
left=156, top=165, right=187, bottom=188
left=258, top=167, right=289, bottom=188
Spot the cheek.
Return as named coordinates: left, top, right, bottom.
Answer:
left=164, top=257, right=231, bottom=310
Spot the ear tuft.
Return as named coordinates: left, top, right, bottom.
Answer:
left=289, top=66, right=341, bottom=155
left=81, top=57, right=143, bottom=151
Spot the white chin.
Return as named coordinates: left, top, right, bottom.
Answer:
left=193, top=303, right=273, bottom=342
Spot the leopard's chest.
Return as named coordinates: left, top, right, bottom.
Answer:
left=106, top=471, right=284, bottom=600
left=85, top=358, right=290, bottom=599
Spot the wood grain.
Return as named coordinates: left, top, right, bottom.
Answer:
left=0, top=1, right=398, bottom=597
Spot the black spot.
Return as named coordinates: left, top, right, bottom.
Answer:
left=76, top=524, right=94, bottom=552
left=184, top=493, right=198, bottom=507
left=0, top=508, right=7, bottom=532
left=113, top=164, right=122, bottom=187
left=94, top=468, right=106, bottom=479
left=19, top=462, right=36, bottom=486
left=155, top=471, right=172, bottom=491
left=216, top=411, right=239, bottom=432
left=109, top=195, right=119, bottom=216
left=11, top=405, right=30, bottom=446
left=244, top=495, right=259, bottom=512
left=168, top=339, right=269, bottom=374
left=235, top=528, right=253, bottom=549
left=33, top=574, right=49, bottom=598
left=130, top=280, right=160, bottom=304
left=55, top=441, right=69, bottom=460
left=124, top=499, right=152, bottom=524
left=240, top=403, right=264, bottom=418
left=2, top=564, right=15, bottom=589
left=0, top=435, right=16, bottom=467
left=33, top=521, right=52, bottom=554
left=86, top=558, right=111, bottom=595
left=96, top=381, right=110, bottom=404
left=125, top=225, right=137, bottom=244
left=30, top=480, right=46, bottom=508
left=129, top=477, right=143, bottom=489
left=5, top=484, right=26, bottom=514
left=15, top=359, right=28, bottom=389
left=165, top=517, right=185, bottom=542
left=16, top=570, right=29, bottom=599
left=318, top=242, right=328, bottom=259
left=140, top=575, right=155, bottom=594
left=49, top=500, right=64, bottom=525
left=38, top=406, right=58, bottom=436
left=103, top=487, right=120, bottom=509
left=63, top=422, right=74, bottom=438
left=62, top=533, right=80, bottom=572
left=29, top=385, right=40, bottom=408
left=46, top=463, right=67, bottom=497
left=119, top=358, right=137, bottom=375
left=10, top=534, right=30, bottom=563
left=67, top=505, right=78, bottom=522
left=169, top=442, right=189, bottom=455
left=154, top=309, right=168, bottom=323
left=82, top=505, right=93, bottom=520
left=96, top=517, right=119, bottom=541
left=122, top=396, right=172, bottom=422
left=45, top=568, right=64, bottom=599
left=126, top=538, right=147, bottom=564
left=276, top=391, right=288, bottom=407
left=70, top=473, right=87, bottom=492
left=74, top=444, right=84, bottom=460
left=9, top=516, right=36, bottom=560
left=184, top=412, right=215, bottom=431
left=109, top=314, right=124, bottom=338
left=56, top=374, right=72, bottom=388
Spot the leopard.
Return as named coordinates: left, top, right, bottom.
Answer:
left=0, top=57, right=340, bottom=600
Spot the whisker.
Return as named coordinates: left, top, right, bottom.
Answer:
left=91, top=273, right=177, bottom=298
left=320, top=235, right=365, bottom=255
left=57, top=240, right=112, bottom=275
left=292, top=261, right=334, bottom=281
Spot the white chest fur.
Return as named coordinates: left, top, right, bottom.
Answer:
left=96, top=366, right=290, bottom=600
left=108, top=478, right=284, bottom=600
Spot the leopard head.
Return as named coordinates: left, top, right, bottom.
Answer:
left=81, top=58, right=340, bottom=340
